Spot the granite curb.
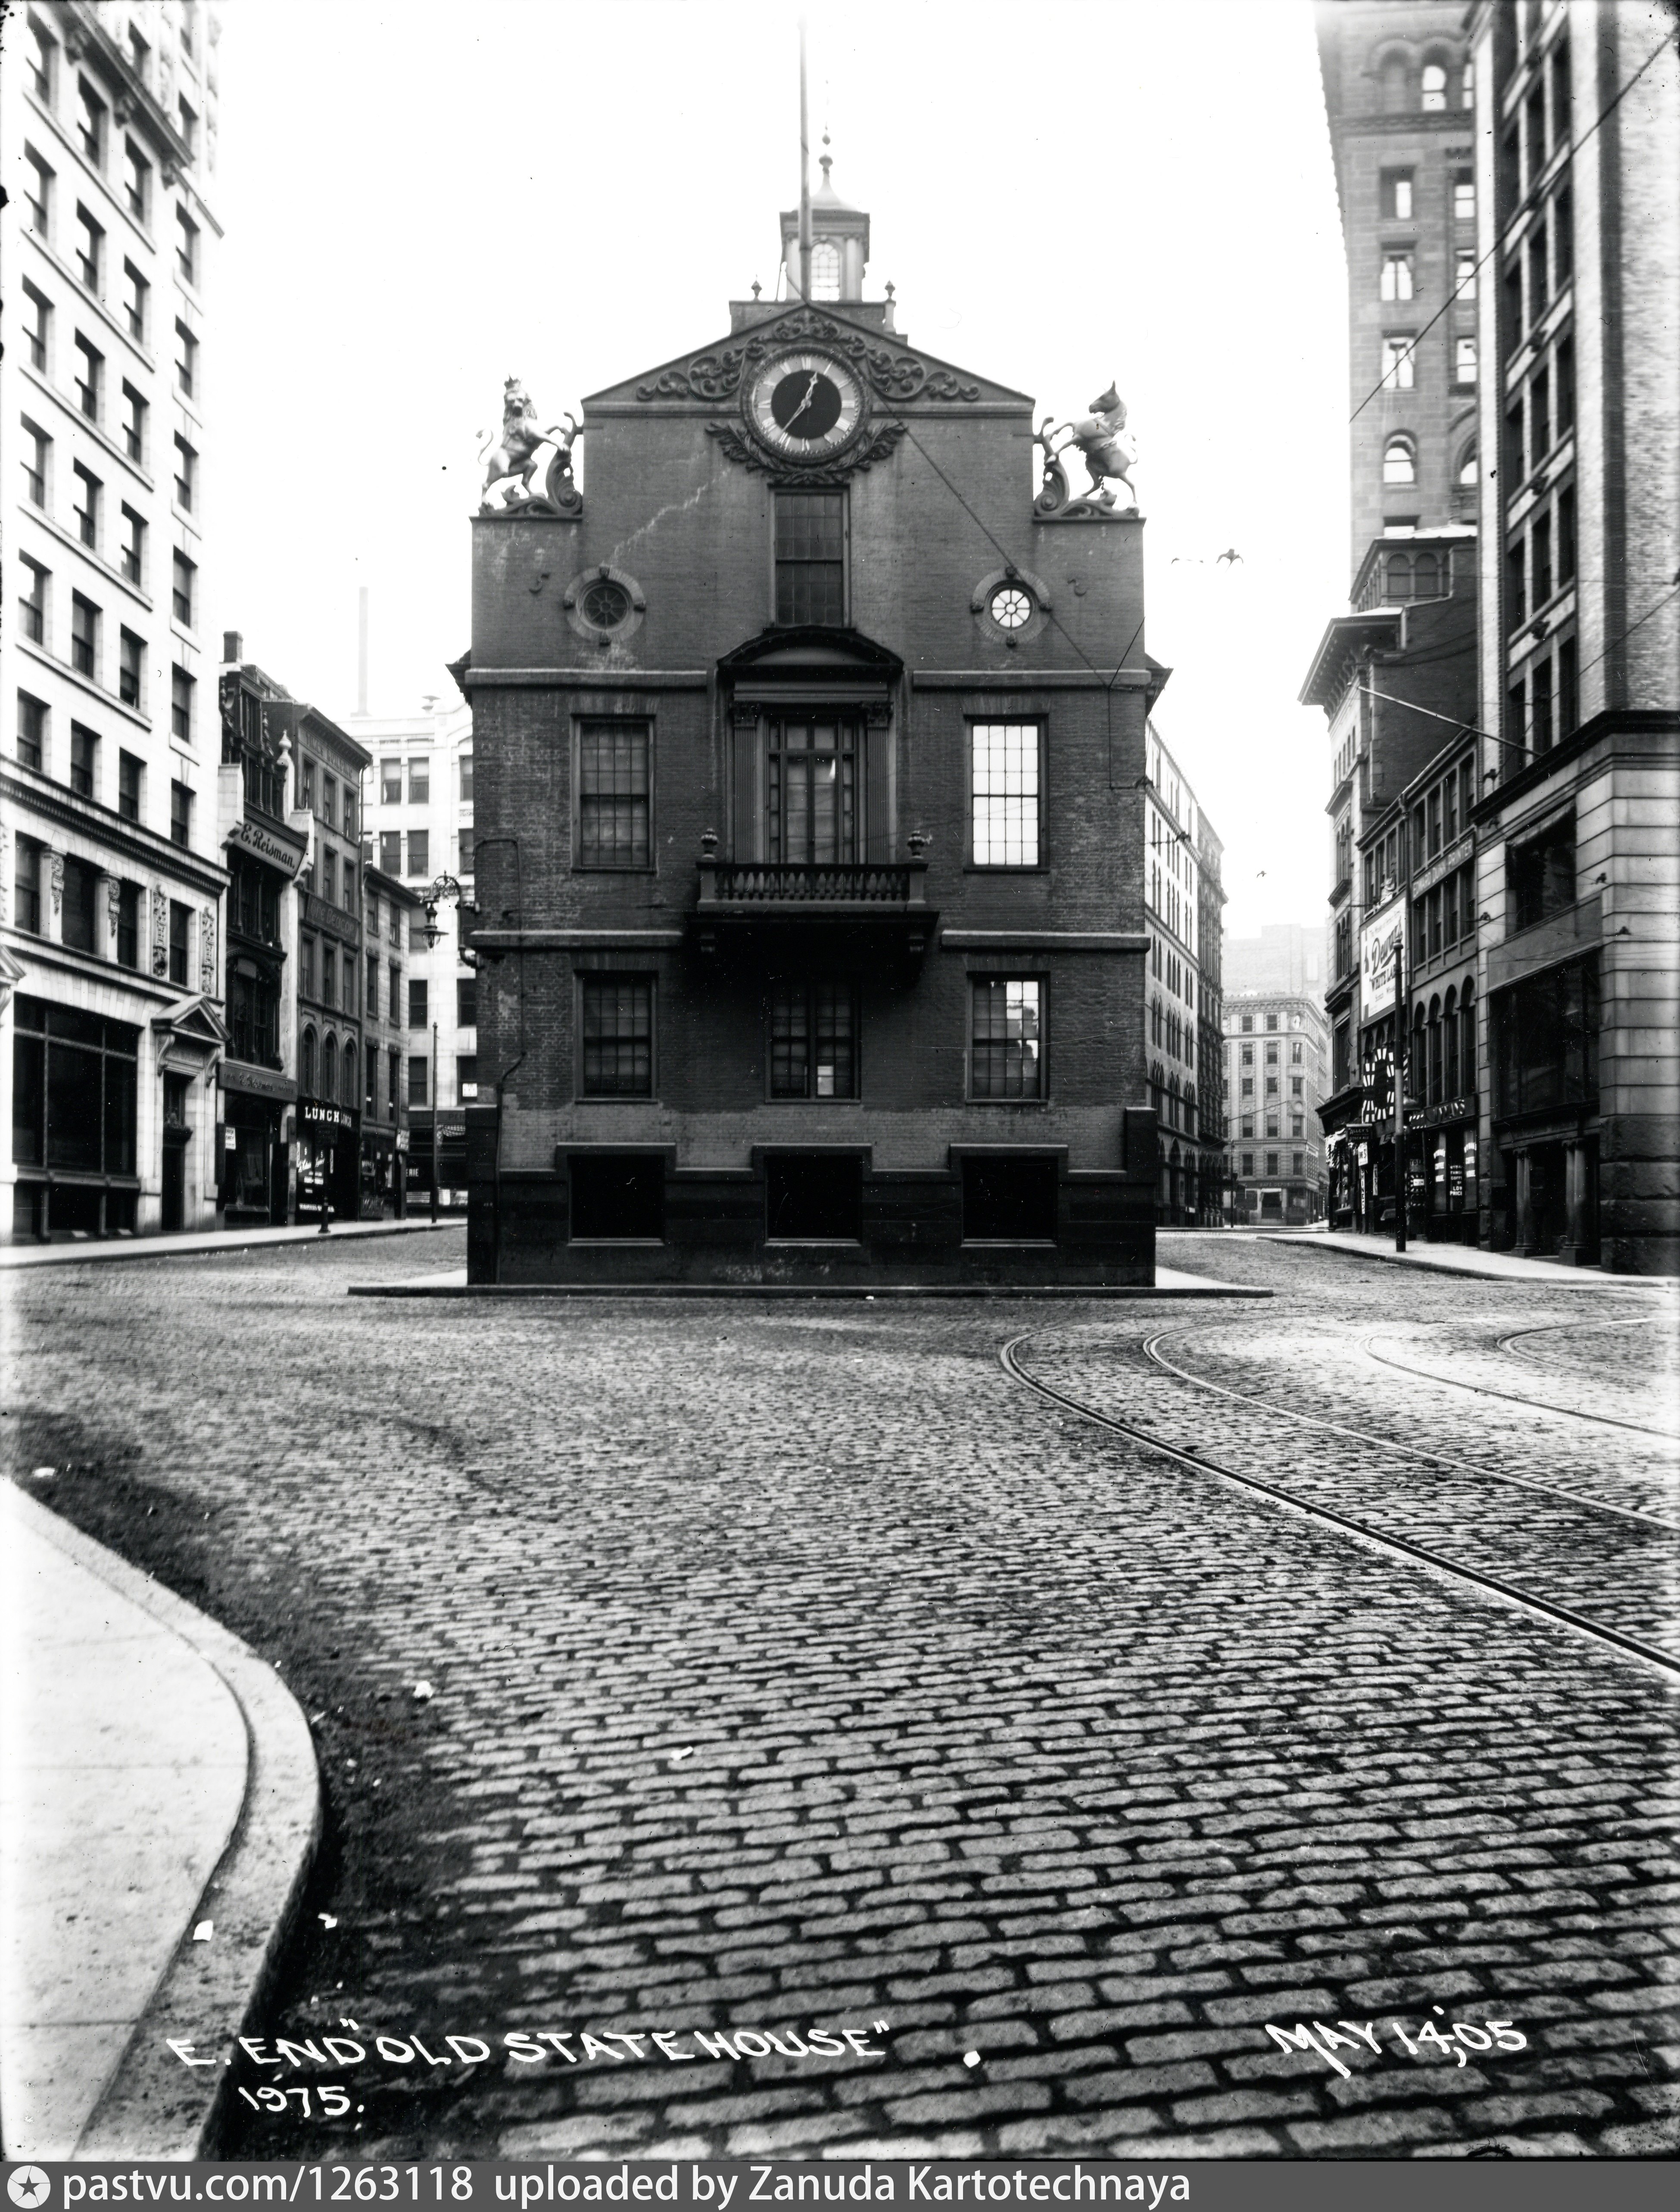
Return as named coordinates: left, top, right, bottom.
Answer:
left=4, top=1484, right=322, bottom=2160
left=0, top=1220, right=458, bottom=1271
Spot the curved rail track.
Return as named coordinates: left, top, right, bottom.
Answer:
left=1362, top=1328, right=1680, bottom=1443
left=1143, top=1327, right=1677, bottom=1531
left=1000, top=1329, right=1680, bottom=1683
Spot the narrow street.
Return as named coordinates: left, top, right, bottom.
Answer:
left=5, top=1234, right=1676, bottom=2161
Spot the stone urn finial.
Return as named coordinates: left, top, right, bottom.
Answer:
left=907, top=831, right=929, bottom=860
left=700, top=828, right=719, bottom=858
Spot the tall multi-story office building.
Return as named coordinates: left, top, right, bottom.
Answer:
left=1144, top=723, right=1225, bottom=1226
left=1465, top=0, right=1678, bottom=1271
left=1308, top=1, right=1482, bottom=1234
left=3, top=2, right=225, bottom=1241
left=357, top=698, right=475, bottom=1205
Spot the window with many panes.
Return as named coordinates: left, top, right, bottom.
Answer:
left=577, top=722, right=651, bottom=865
left=380, top=759, right=402, bottom=803
left=379, top=830, right=402, bottom=874
left=407, top=758, right=429, bottom=803
left=773, top=491, right=845, bottom=624
left=767, top=719, right=857, bottom=864
left=406, top=829, right=428, bottom=878
left=457, top=978, right=477, bottom=1029
left=581, top=978, right=653, bottom=1096
left=971, top=723, right=1041, bottom=866
left=971, top=978, right=1043, bottom=1100
left=769, top=980, right=857, bottom=1098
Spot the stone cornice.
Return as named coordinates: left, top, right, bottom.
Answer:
left=1, top=768, right=229, bottom=895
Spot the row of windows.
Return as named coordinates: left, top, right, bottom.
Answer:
left=27, top=18, right=202, bottom=176
left=17, top=417, right=198, bottom=592
left=1505, top=479, right=1576, bottom=638
left=1502, top=188, right=1573, bottom=345
left=14, top=694, right=195, bottom=835
left=1231, top=1038, right=1307, bottom=1068
left=1506, top=636, right=1579, bottom=767
left=17, top=562, right=199, bottom=738
left=1379, top=332, right=1475, bottom=392
left=1410, top=862, right=1476, bottom=967
left=1505, top=333, right=1574, bottom=494
left=295, top=758, right=358, bottom=838
left=376, top=756, right=474, bottom=806
left=546, top=977, right=1047, bottom=1101
left=1501, top=33, right=1571, bottom=207
left=1237, top=1115, right=1310, bottom=1142
left=1378, top=166, right=1474, bottom=224
left=19, top=254, right=199, bottom=409
left=1378, top=247, right=1476, bottom=305
left=11, top=842, right=196, bottom=974
left=1411, top=988, right=1477, bottom=1107
left=22, top=131, right=199, bottom=285
left=1237, top=1151, right=1310, bottom=1180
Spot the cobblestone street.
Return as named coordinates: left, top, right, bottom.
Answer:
left=6, top=1233, right=1678, bottom=2162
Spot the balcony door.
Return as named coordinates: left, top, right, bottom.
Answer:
left=767, top=717, right=858, bottom=865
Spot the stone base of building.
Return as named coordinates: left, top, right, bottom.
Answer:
left=466, top=1142, right=1155, bottom=1289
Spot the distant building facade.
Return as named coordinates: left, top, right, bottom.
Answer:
left=356, top=698, right=475, bottom=1207
left=461, top=167, right=1165, bottom=1285
left=1465, top=0, right=1679, bottom=1271
left=1144, top=723, right=1225, bottom=1226
left=360, top=859, right=421, bottom=1214
left=3, top=0, right=227, bottom=1241
left=1223, top=992, right=1331, bottom=1224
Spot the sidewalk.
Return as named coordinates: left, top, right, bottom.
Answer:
left=0, top=1482, right=319, bottom=2159
left=1262, top=1228, right=1676, bottom=1287
left=0, top=1217, right=457, bottom=1270
left=348, top=1263, right=1269, bottom=1299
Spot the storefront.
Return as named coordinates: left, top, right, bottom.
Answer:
left=220, top=1059, right=296, bottom=1226
left=298, top=1098, right=359, bottom=1223
left=1410, top=1095, right=1479, bottom=1242
left=361, top=1124, right=408, bottom=1218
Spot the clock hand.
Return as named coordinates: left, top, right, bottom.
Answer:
left=784, top=372, right=821, bottom=429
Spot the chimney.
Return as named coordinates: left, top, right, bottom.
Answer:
left=222, top=630, right=243, bottom=663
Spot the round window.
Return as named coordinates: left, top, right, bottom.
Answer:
left=990, top=585, right=1032, bottom=630
left=582, top=579, right=631, bottom=630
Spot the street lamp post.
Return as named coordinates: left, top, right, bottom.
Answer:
left=419, top=874, right=472, bottom=1229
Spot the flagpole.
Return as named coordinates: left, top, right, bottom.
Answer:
left=798, top=18, right=812, bottom=302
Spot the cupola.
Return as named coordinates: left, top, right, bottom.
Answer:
left=781, top=144, right=870, bottom=302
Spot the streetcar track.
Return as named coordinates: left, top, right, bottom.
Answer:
left=998, top=1332, right=1680, bottom=1683
left=1138, top=1326, right=1679, bottom=1532
left=1362, top=1331, right=1680, bottom=1444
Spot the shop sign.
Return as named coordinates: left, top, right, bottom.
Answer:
left=224, top=1125, right=238, bottom=1151
left=1424, top=1094, right=1477, bottom=1127
left=441, top=1125, right=466, bottom=1140
left=395, top=1130, right=410, bottom=1152
left=227, top=814, right=309, bottom=878
left=1414, top=833, right=1472, bottom=899
left=1360, top=897, right=1406, bottom=1000
left=221, top=1057, right=298, bottom=1103
left=300, top=1100, right=355, bottom=1136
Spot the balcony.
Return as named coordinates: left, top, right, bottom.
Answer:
left=692, top=856, right=935, bottom=963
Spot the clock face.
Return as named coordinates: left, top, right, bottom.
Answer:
left=746, top=350, right=866, bottom=461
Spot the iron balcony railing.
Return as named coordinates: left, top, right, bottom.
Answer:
left=696, top=859, right=930, bottom=909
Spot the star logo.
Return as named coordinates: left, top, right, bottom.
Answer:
left=8, top=2168, right=52, bottom=2209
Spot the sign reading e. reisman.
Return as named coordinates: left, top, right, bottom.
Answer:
left=1360, top=896, right=1406, bottom=1000
left=226, top=814, right=309, bottom=878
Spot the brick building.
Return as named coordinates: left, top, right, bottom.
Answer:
left=1465, top=0, right=1678, bottom=1270
left=3, top=1, right=227, bottom=1241
left=461, top=168, right=1166, bottom=1285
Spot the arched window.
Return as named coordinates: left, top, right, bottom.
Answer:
left=809, top=240, right=841, bottom=301
left=1411, top=1006, right=1427, bottom=1102
left=1385, top=550, right=1414, bottom=600
left=1458, top=441, right=1478, bottom=485
left=301, top=1026, right=317, bottom=1095
left=323, top=1033, right=338, bottom=1104
left=1443, top=986, right=1460, bottom=1095
left=1428, top=993, right=1443, bottom=1104
left=1459, top=986, right=1475, bottom=1095
left=1421, top=61, right=1448, bottom=110
left=343, top=1040, right=358, bottom=1112
left=1383, top=436, right=1416, bottom=485
left=1413, top=550, right=1441, bottom=597
left=1381, top=53, right=1409, bottom=112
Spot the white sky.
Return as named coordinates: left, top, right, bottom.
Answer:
left=212, top=0, right=1351, bottom=940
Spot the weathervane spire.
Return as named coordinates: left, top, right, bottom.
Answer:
left=797, top=18, right=813, bottom=302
